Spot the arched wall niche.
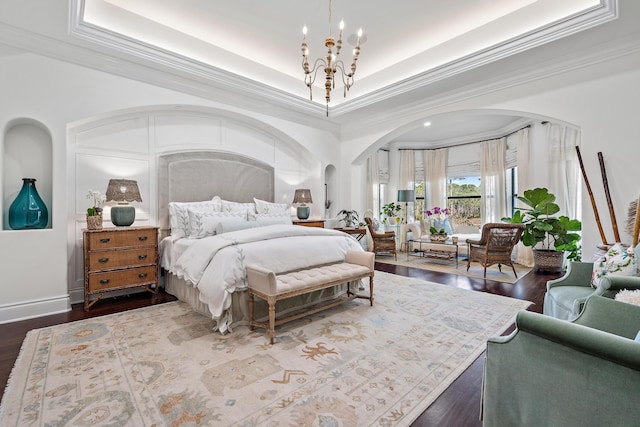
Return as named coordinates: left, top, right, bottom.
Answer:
left=2, top=118, right=53, bottom=230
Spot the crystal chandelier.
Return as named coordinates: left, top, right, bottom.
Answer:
left=301, top=0, right=362, bottom=116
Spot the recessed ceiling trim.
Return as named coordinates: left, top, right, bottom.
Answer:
left=329, top=0, right=618, bottom=116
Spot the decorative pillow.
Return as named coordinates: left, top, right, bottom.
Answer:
left=254, top=198, right=288, bottom=214
left=187, top=210, right=247, bottom=239
left=169, top=200, right=219, bottom=238
left=419, top=219, right=430, bottom=235
left=215, top=220, right=260, bottom=234
left=591, top=243, right=635, bottom=288
left=220, top=199, right=256, bottom=216
left=249, top=212, right=293, bottom=225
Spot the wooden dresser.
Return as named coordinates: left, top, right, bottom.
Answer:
left=83, top=226, right=159, bottom=311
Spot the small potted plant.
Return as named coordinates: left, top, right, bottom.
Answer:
left=86, top=189, right=106, bottom=230
left=338, top=209, right=360, bottom=228
left=502, top=187, right=581, bottom=272
left=380, top=202, right=402, bottom=225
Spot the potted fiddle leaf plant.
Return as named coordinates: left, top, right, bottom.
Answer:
left=502, top=187, right=581, bottom=272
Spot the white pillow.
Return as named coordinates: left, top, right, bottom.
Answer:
left=169, top=200, right=220, bottom=238
left=221, top=199, right=256, bottom=216
left=215, top=221, right=261, bottom=234
left=249, top=212, right=293, bottom=225
left=254, top=198, right=288, bottom=214
left=591, top=243, right=635, bottom=288
left=187, top=210, right=247, bottom=239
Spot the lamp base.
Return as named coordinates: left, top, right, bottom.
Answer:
left=296, top=206, right=310, bottom=220
left=111, top=205, right=136, bottom=226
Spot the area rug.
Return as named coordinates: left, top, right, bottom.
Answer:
left=376, top=253, right=532, bottom=284
left=0, top=272, right=531, bottom=426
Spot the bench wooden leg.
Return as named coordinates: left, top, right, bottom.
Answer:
left=248, top=291, right=255, bottom=331
left=368, top=275, right=374, bottom=306
left=267, top=296, right=276, bottom=344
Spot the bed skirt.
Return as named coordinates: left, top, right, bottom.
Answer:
left=164, top=272, right=355, bottom=333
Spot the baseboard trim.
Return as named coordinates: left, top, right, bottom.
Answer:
left=0, top=296, right=71, bottom=324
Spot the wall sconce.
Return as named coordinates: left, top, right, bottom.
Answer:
left=105, top=179, right=142, bottom=226
left=292, top=189, right=313, bottom=220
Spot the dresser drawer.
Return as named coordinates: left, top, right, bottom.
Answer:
left=88, top=265, right=158, bottom=292
left=87, top=228, right=157, bottom=249
left=87, top=247, right=157, bottom=271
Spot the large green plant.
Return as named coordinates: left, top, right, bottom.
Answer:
left=502, top=187, right=582, bottom=252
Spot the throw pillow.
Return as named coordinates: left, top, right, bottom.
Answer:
left=249, top=212, right=293, bottom=225
left=169, top=200, right=220, bottom=238
left=187, top=210, right=247, bottom=239
left=220, top=199, right=256, bottom=216
left=591, top=243, right=635, bottom=288
left=253, top=198, right=289, bottom=214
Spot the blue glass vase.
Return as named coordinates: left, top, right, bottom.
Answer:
left=9, top=178, right=49, bottom=229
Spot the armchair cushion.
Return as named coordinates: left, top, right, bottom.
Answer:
left=591, top=242, right=635, bottom=288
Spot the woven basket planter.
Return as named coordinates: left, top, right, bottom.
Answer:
left=86, top=214, right=103, bottom=230
left=429, top=233, right=448, bottom=243
left=533, top=249, right=564, bottom=273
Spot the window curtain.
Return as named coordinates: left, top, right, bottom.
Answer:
left=422, top=148, right=448, bottom=209
left=366, top=152, right=380, bottom=219
left=547, top=124, right=581, bottom=224
left=480, top=139, right=508, bottom=223
left=512, top=128, right=533, bottom=266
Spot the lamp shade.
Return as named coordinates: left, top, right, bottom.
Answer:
left=105, top=179, right=142, bottom=203
left=105, top=179, right=141, bottom=226
left=397, top=190, right=415, bottom=202
left=292, top=189, right=313, bottom=205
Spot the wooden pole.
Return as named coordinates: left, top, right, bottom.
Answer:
left=576, top=146, right=608, bottom=245
left=598, top=151, right=621, bottom=242
left=634, top=195, right=640, bottom=247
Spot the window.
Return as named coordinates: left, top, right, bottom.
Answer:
left=447, top=177, right=481, bottom=227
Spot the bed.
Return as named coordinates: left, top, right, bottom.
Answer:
left=158, top=151, right=364, bottom=333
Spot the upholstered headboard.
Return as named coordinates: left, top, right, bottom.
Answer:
left=158, top=151, right=275, bottom=235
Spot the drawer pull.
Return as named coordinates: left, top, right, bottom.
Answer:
left=98, top=258, right=109, bottom=264
left=138, top=254, right=148, bottom=260
left=138, top=273, right=148, bottom=279
left=99, top=279, right=110, bottom=285
left=138, top=236, right=148, bottom=241
left=100, top=238, right=111, bottom=243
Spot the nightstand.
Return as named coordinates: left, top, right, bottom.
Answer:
left=83, top=226, right=159, bottom=311
left=293, top=219, right=325, bottom=228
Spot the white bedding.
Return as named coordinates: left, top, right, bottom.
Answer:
left=160, top=224, right=363, bottom=333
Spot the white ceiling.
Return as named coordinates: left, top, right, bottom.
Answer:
left=0, top=0, right=623, bottom=144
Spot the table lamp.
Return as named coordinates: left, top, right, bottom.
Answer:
left=293, top=189, right=312, bottom=220
left=106, top=179, right=142, bottom=226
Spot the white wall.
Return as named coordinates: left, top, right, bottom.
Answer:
left=0, top=52, right=340, bottom=323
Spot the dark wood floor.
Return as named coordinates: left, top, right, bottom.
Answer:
left=0, top=264, right=561, bottom=426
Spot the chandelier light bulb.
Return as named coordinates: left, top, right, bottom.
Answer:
left=339, top=20, right=344, bottom=30
left=303, top=26, right=307, bottom=35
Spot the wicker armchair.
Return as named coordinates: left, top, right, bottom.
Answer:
left=466, top=223, right=525, bottom=278
left=364, top=217, right=397, bottom=259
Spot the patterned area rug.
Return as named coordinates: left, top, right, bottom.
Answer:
left=376, top=253, right=532, bottom=284
left=0, top=272, right=531, bottom=426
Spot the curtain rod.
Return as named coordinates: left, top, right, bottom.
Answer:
left=398, top=124, right=533, bottom=151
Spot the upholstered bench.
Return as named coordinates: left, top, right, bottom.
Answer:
left=246, top=250, right=374, bottom=344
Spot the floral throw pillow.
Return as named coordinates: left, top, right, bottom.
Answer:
left=591, top=243, right=635, bottom=288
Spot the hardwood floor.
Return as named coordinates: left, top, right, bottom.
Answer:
left=0, top=263, right=562, bottom=426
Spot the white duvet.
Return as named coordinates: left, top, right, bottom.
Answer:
left=162, top=224, right=363, bottom=333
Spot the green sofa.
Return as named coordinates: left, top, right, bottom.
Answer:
left=482, top=296, right=640, bottom=427
left=544, top=261, right=640, bottom=321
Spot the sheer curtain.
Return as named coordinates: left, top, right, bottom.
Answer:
left=422, top=148, right=448, bottom=209
left=398, top=150, right=415, bottom=246
left=480, top=139, right=507, bottom=223
left=547, top=124, right=581, bottom=223
left=512, top=128, right=533, bottom=266
left=366, top=152, right=380, bottom=219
